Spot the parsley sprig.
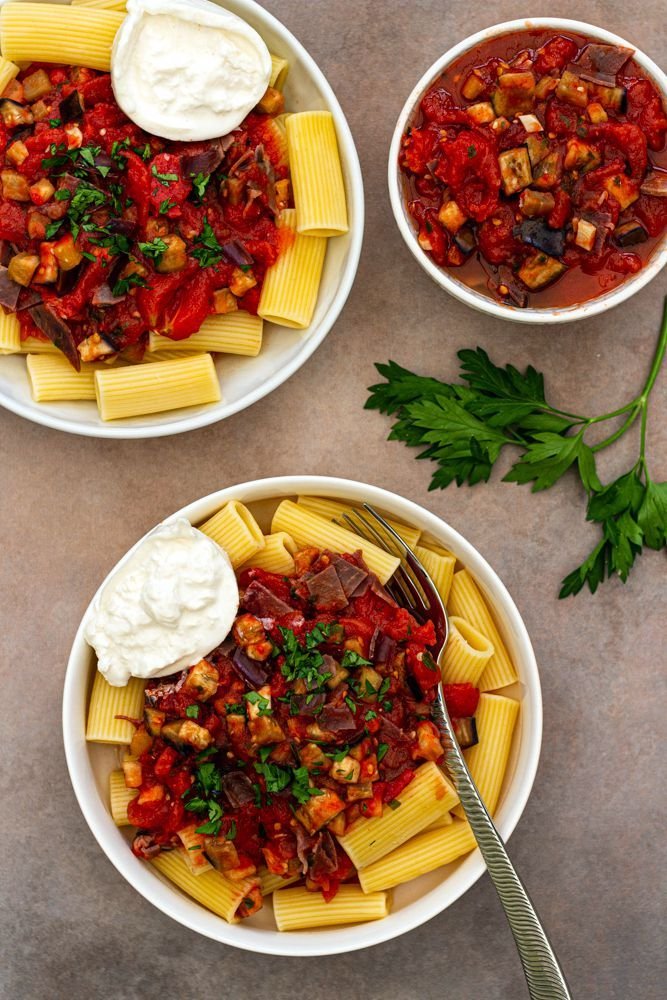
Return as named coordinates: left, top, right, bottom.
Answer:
left=192, top=219, right=223, bottom=268
left=367, top=298, right=667, bottom=598
left=183, top=760, right=225, bottom=836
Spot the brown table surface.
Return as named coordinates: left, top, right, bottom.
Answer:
left=1, top=2, right=665, bottom=997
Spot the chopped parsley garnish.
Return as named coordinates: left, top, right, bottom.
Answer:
left=364, top=709, right=378, bottom=721
left=191, top=219, right=224, bottom=268
left=49, top=118, right=62, bottom=127
left=112, top=272, right=149, bottom=297
left=253, top=760, right=291, bottom=793
left=54, top=189, right=71, bottom=202
left=192, top=171, right=211, bottom=199
left=244, top=690, right=272, bottom=716
left=138, top=237, right=168, bottom=261
left=341, top=650, right=372, bottom=668
left=45, top=220, right=64, bottom=240
left=387, top=798, right=401, bottom=810
left=377, top=742, right=389, bottom=763
left=183, top=761, right=224, bottom=836
left=291, top=766, right=323, bottom=804
left=278, top=622, right=337, bottom=689
left=226, top=820, right=237, bottom=840
left=467, top=145, right=476, bottom=158
left=185, top=704, right=200, bottom=718
left=159, top=198, right=176, bottom=214
left=377, top=677, right=391, bottom=699
left=151, top=163, right=179, bottom=184
left=344, top=695, right=357, bottom=713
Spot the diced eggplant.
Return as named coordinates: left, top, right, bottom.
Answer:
left=490, top=115, right=511, bottom=135
left=212, top=288, right=237, bottom=314
left=256, top=86, right=284, bottom=115
left=229, top=267, right=256, bottom=297
left=498, top=147, right=532, bottom=195
left=532, top=149, right=563, bottom=190
left=53, top=234, right=82, bottom=272
left=586, top=101, right=608, bottom=124
left=591, top=83, right=626, bottom=112
left=8, top=252, right=39, bottom=287
left=525, top=134, right=551, bottom=167
left=517, top=219, right=565, bottom=257
left=55, top=266, right=80, bottom=297
left=161, top=718, right=212, bottom=751
left=144, top=706, right=165, bottom=736
left=15, top=288, right=42, bottom=312
left=563, top=138, right=601, bottom=174
left=519, top=189, right=555, bottom=217
left=492, top=71, right=536, bottom=117
left=180, top=140, right=226, bottom=178
left=452, top=716, right=478, bottom=749
left=29, top=303, right=80, bottom=371
left=0, top=241, right=11, bottom=267
left=221, top=239, right=253, bottom=267
left=0, top=99, right=33, bottom=129
left=534, top=75, right=558, bottom=100
left=517, top=251, right=567, bottom=290
left=1, top=170, right=30, bottom=202
left=613, top=220, right=648, bottom=246
left=205, top=838, right=240, bottom=873
left=22, top=69, right=51, bottom=103
left=59, top=89, right=83, bottom=124
left=438, top=199, right=467, bottom=234
left=518, top=113, right=543, bottom=133
left=640, top=172, right=667, bottom=198
left=461, top=70, right=485, bottom=100
left=6, top=140, right=28, bottom=168
left=453, top=225, right=476, bottom=254
left=0, top=265, right=22, bottom=311
left=155, top=234, right=187, bottom=274
left=575, top=43, right=634, bottom=82
left=556, top=70, right=589, bottom=108
left=183, top=658, right=219, bottom=701
left=603, top=173, right=640, bottom=210
left=574, top=218, right=597, bottom=251
left=467, top=101, right=495, bottom=124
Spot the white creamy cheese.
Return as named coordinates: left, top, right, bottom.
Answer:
left=111, top=0, right=272, bottom=141
left=84, top=517, right=239, bottom=686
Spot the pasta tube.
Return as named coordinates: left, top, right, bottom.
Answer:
left=239, top=531, right=298, bottom=576
left=269, top=53, right=289, bottom=90
left=151, top=852, right=258, bottom=924
left=296, top=495, right=422, bottom=550
left=447, top=570, right=518, bottom=690
left=0, top=55, right=19, bottom=97
left=71, top=0, right=127, bottom=10
left=198, top=500, right=265, bottom=568
left=148, top=312, right=263, bottom=358
left=109, top=770, right=138, bottom=826
left=0, top=5, right=124, bottom=72
left=358, top=821, right=477, bottom=893
left=27, top=354, right=98, bottom=402
left=271, top=499, right=400, bottom=583
left=258, top=868, right=300, bottom=896
left=273, top=885, right=388, bottom=931
left=19, top=337, right=60, bottom=355
left=441, top=616, right=495, bottom=686
left=0, top=310, right=20, bottom=354
left=286, top=111, right=348, bottom=236
left=453, top=693, right=519, bottom=820
left=415, top=545, right=456, bottom=605
left=258, top=209, right=326, bottom=329
left=94, top=353, right=220, bottom=421
left=337, top=762, right=458, bottom=869
left=86, top=673, right=145, bottom=745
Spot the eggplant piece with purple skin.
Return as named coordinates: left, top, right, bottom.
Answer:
left=573, top=43, right=634, bottom=87
left=640, top=172, right=667, bottom=198
left=452, top=716, right=479, bottom=749
left=0, top=265, right=22, bottom=312
left=221, top=239, right=254, bottom=267
left=92, top=283, right=126, bottom=307
left=59, top=89, right=83, bottom=123
left=181, top=139, right=227, bottom=179
left=516, top=219, right=565, bottom=257
left=453, top=225, right=476, bottom=255
left=28, top=303, right=80, bottom=370
left=613, top=220, right=648, bottom=247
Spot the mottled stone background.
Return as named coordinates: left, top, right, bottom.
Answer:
left=1, top=1, right=665, bottom=997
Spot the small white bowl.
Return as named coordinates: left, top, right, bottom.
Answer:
left=0, top=0, right=363, bottom=437
left=63, top=475, right=542, bottom=956
left=388, top=18, right=667, bottom=324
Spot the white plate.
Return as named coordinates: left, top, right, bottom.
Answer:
left=63, top=476, right=542, bottom=955
left=388, top=18, right=667, bottom=324
left=0, top=0, right=364, bottom=436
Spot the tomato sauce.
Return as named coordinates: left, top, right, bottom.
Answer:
left=399, top=30, right=667, bottom=308
left=123, top=550, right=480, bottom=911
left=0, top=64, right=290, bottom=367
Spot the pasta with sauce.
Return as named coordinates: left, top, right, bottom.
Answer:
left=85, top=498, right=522, bottom=931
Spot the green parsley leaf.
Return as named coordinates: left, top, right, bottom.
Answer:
left=344, top=695, right=356, bottom=713
left=191, top=218, right=224, bottom=268
left=151, top=163, right=179, bottom=184
left=45, top=220, right=64, bottom=240
left=158, top=198, right=176, bottom=214
left=254, top=760, right=291, bottom=793
left=54, top=189, right=71, bottom=202
left=49, top=118, right=62, bottom=127
left=185, top=704, right=200, bottom=718
left=138, top=237, right=168, bottom=261
left=191, top=171, right=211, bottom=199
left=377, top=743, right=389, bottom=763
left=112, top=272, right=149, bottom=298
left=364, top=710, right=378, bottom=721
left=341, top=650, right=372, bottom=669
left=226, top=820, right=237, bottom=840
left=244, top=690, right=272, bottom=716
left=387, top=798, right=401, bottom=810
left=291, top=766, right=324, bottom=805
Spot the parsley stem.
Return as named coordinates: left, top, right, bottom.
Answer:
left=638, top=296, right=667, bottom=404
left=590, top=406, right=640, bottom=453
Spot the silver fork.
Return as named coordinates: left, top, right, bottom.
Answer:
left=340, top=504, right=572, bottom=1000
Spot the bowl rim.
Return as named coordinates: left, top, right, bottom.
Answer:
left=62, top=475, right=543, bottom=956
left=387, top=17, right=667, bottom=325
left=0, top=0, right=364, bottom=438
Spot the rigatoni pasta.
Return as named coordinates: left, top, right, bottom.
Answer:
left=148, top=312, right=263, bottom=358
left=286, top=111, right=348, bottom=236
left=358, top=821, right=478, bottom=893
left=27, top=354, right=98, bottom=402
left=239, top=532, right=298, bottom=576
left=441, top=616, right=495, bottom=686
left=109, top=770, right=137, bottom=826
left=198, top=501, right=265, bottom=568
left=151, top=852, right=259, bottom=924
left=258, top=209, right=327, bottom=329
left=447, top=570, right=518, bottom=690
left=86, top=673, right=145, bottom=744
left=273, top=885, right=389, bottom=931
left=452, top=693, right=519, bottom=819
left=296, top=495, right=422, bottom=549
left=0, top=4, right=124, bottom=71
left=94, top=354, right=221, bottom=421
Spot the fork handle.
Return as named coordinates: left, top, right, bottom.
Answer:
left=432, top=692, right=572, bottom=1000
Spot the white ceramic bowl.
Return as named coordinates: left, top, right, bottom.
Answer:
left=388, top=18, right=667, bottom=325
left=63, top=475, right=542, bottom=955
left=0, top=0, right=363, bottom=437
